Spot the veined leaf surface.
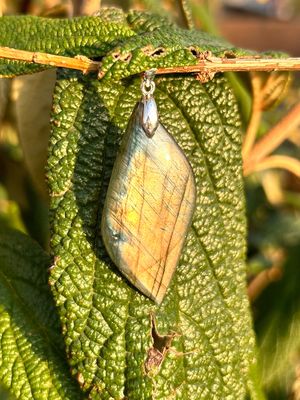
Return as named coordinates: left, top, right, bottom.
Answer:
left=0, top=229, right=82, bottom=399
left=0, top=9, right=265, bottom=400
left=47, top=69, right=257, bottom=398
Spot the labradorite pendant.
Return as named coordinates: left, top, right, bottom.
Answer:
left=101, top=71, right=196, bottom=304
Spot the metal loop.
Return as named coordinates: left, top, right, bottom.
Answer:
left=141, top=80, right=155, bottom=97
left=141, top=68, right=157, bottom=98
left=144, top=68, right=156, bottom=81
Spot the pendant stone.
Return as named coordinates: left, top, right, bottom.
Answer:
left=101, top=100, right=196, bottom=304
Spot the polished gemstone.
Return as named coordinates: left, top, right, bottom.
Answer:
left=101, top=100, right=196, bottom=304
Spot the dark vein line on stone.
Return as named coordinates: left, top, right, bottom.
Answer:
left=151, top=167, right=179, bottom=296
left=156, top=85, right=231, bottom=254
left=154, top=172, right=189, bottom=299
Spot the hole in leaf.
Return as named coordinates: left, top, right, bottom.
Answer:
left=120, top=52, right=132, bottom=62
left=142, top=46, right=166, bottom=57
left=223, top=51, right=236, bottom=59
left=189, top=46, right=200, bottom=58
left=111, top=51, right=132, bottom=63
left=151, top=47, right=165, bottom=57
left=112, top=51, right=120, bottom=60
left=144, top=313, right=176, bottom=375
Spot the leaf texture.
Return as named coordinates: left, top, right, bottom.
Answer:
left=0, top=8, right=263, bottom=399
left=0, top=10, right=255, bottom=78
left=0, top=229, right=82, bottom=399
left=0, top=9, right=134, bottom=77
left=47, top=67, right=257, bottom=399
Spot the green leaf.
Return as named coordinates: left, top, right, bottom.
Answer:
left=0, top=8, right=265, bottom=398
left=0, top=10, right=256, bottom=79
left=0, top=228, right=82, bottom=399
left=0, top=9, right=135, bottom=77
left=47, top=64, right=258, bottom=398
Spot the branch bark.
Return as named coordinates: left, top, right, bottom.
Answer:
left=0, top=46, right=99, bottom=74
left=155, top=56, right=300, bottom=74
left=2, top=46, right=300, bottom=77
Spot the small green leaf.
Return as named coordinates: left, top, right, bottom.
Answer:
left=47, top=65, right=258, bottom=398
left=0, top=228, right=82, bottom=399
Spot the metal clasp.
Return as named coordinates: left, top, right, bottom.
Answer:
left=140, top=69, right=158, bottom=137
left=141, top=68, right=157, bottom=99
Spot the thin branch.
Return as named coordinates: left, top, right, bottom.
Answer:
left=2, top=46, right=300, bottom=77
left=155, top=56, right=300, bottom=74
left=245, top=155, right=300, bottom=178
left=244, top=102, right=300, bottom=173
left=242, top=73, right=263, bottom=159
left=248, top=265, right=282, bottom=302
left=242, top=107, right=262, bottom=159
left=242, top=72, right=291, bottom=160
left=0, top=46, right=99, bottom=74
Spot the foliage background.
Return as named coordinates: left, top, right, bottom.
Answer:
left=0, top=1, right=300, bottom=399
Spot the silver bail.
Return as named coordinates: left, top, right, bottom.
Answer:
left=141, top=69, right=158, bottom=138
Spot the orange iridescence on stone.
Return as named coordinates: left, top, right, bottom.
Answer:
left=101, top=101, right=196, bottom=304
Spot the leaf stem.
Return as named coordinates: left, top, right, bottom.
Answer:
left=244, top=102, right=300, bottom=175
left=242, top=74, right=264, bottom=159
left=248, top=265, right=283, bottom=302
left=242, top=107, right=262, bottom=159
left=245, top=155, right=300, bottom=177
